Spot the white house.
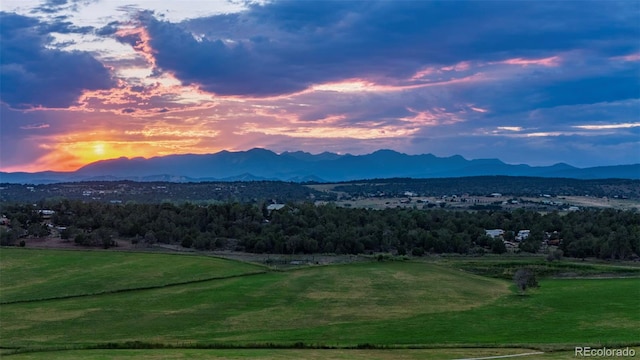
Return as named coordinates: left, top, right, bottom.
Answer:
left=485, top=229, right=505, bottom=238
left=267, top=204, right=285, bottom=211
left=38, top=210, right=55, bottom=219
left=516, top=230, right=530, bottom=242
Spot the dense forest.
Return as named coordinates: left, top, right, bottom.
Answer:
left=2, top=200, right=638, bottom=260
left=0, top=181, right=334, bottom=204
left=1, top=176, right=638, bottom=205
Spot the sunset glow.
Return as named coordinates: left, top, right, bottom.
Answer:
left=93, top=142, right=106, bottom=156
left=1, top=0, right=638, bottom=172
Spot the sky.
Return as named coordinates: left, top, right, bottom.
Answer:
left=1, top=0, right=639, bottom=173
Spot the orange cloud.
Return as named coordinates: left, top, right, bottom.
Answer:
left=115, top=24, right=157, bottom=68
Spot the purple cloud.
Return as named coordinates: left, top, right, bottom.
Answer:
left=130, top=1, right=638, bottom=99
left=0, top=12, right=115, bottom=109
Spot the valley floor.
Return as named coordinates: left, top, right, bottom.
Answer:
left=1, top=248, right=638, bottom=358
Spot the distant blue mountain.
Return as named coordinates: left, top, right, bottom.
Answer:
left=1, top=148, right=638, bottom=184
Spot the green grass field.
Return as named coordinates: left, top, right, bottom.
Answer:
left=0, top=248, right=266, bottom=303
left=0, top=348, right=552, bottom=360
left=3, top=347, right=640, bottom=359
left=1, top=248, right=638, bottom=358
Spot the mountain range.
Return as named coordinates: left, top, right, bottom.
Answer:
left=1, top=148, right=639, bottom=184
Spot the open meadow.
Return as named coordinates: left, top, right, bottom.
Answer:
left=0, top=248, right=638, bottom=359
left=0, top=249, right=267, bottom=303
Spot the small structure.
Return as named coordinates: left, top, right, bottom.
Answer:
left=485, top=229, right=505, bottom=238
left=38, top=210, right=55, bottom=219
left=267, top=203, right=285, bottom=211
left=504, top=241, right=518, bottom=252
left=516, top=230, right=530, bottom=242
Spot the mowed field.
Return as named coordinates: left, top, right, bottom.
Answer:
left=1, top=248, right=639, bottom=359
left=0, top=249, right=267, bottom=303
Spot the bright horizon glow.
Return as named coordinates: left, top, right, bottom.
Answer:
left=1, top=1, right=638, bottom=171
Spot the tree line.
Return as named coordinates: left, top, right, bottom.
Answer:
left=1, top=200, right=638, bottom=260
left=333, top=176, right=640, bottom=199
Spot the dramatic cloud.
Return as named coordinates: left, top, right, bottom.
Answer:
left=0, top=11, right=115, bottom=109
left=0, top=0, right=638, bottom=172
left=132, top=1, right=638, bottom=97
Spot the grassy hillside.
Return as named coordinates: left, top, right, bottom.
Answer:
left=0, top=249, right=638, bottom=356
left=0, top=248, right=266, bottom=303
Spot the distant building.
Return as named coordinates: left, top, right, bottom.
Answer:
left=266, top=204, right=285, bottom=211
left=485, top=229, right=505, bottom=238
left=38, top=210, right=55, bottom=219
left=503, top=241, right=518, bottom=252
left=516, top=230, right=530, bottom=242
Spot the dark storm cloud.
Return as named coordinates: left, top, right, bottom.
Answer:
left=530, top=69, right=640, bottom=108
left=450, top=64, right=640, bottom=117
left=0, top=12, right=115, bottom=109
left=134, top=0, right=639, bottom=97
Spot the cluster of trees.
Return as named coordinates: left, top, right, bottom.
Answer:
left=513, top=268, right=539, bottom=294
left=0, top=181, right=334, bottom=204
left=1, top=200, right=639, bottom=260
left=334, top=177, right=640, bottom=199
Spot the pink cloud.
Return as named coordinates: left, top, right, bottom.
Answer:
left=410, top=66, right=438, bottom=80
left=441, top=61, right=471, bottom=72
left=499, top=56, right=561, bottom=67
left=611, top=53, right=640, bottom=62
left=470, top=106, right=488, bottom=113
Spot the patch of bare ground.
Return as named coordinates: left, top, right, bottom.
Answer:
left=12, top=238, right=373, bottom=269
left=19, top=236, right=136, bottom=250
left=560, top=196, right=640, bottom=210
left=207, top=250, right=371, bottom=267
